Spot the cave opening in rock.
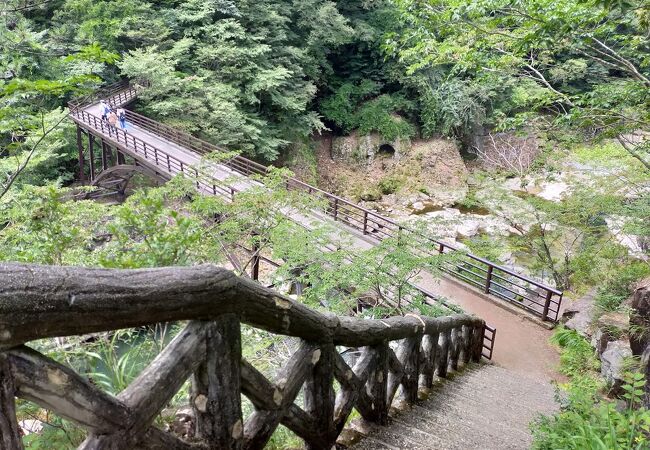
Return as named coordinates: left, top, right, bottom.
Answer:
left=377, top=143, right=396, bottom=157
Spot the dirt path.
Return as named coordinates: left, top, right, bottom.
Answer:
left=418, top=273, right=563, bottom=383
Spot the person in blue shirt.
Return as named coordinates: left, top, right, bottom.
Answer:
left=117, top=108, right=127, bottom=132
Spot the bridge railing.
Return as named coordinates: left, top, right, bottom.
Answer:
left=0, top=263, right=488, bottom=450
left=119, top=106, right=563, bottom=322
left=68, top=80, right=138, bottom=113
left=69, top=107, right=239, bottom=201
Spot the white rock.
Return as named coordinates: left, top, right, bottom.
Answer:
left=19, top=419, right=44, bottom=435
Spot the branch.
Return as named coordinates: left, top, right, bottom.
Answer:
left=590, top=37, right=650, bottom=87
left=0, top=112, right=68, bottom=201
left=617, top=136, right=650, bottom=171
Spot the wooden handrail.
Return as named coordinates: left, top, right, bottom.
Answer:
left=0, top=263, right=486, bottom=449
left=0, top=263, right=482, bottom=349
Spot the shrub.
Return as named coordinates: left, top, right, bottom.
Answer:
left=533, top=329, right=650, bottom=449
left=595, top=262, right=650, bottom=312
left=378, top=176, right=401, bottom=195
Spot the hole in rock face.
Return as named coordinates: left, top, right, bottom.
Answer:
left=376, top=144, right=396, bottom=157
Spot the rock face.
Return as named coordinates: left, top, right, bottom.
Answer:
left=562, top=289, right=597, bottom=337
left=331, top=131, right=406, bottom=162
left=601, top=340, right=634, bottom=396
left=629, top=277, right=650, bottom=406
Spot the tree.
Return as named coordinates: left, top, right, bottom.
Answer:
left=392, top=0, right=650, bottom=168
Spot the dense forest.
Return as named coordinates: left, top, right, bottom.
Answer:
left=1, top=0, right=650, bottom=448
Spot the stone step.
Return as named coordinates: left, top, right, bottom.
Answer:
left=350, top=364, right=558, bottom=450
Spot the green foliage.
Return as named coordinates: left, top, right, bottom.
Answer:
left=534, top=328, right=650, bottom=449
left=321, top=81, right=415, bottom=140
left=595, top=262, right=650, bottom=312
left=378, top=175, right=402, bottom=195
left=392, top=0, right=650, bottom=165
left=550, top=328, right=601, bottom=380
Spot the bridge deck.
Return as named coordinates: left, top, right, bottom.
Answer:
left=76, top=95, right=560, bottom=381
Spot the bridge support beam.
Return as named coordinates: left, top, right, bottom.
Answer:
left=76, top=125, right=86, bottom=182
left=88, top=133, right=96, bottom=182
left=101, top=140, right=109, bottom=172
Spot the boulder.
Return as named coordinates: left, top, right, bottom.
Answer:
left=562, top=289, right=597, bottom=338
left=600, top=340, right=633, bottom=396
left=456, top=219, right=482, bottom=239
left=19, top=419, right=43, bottom=436
left=629, top=277, right=650, bottom=355
left=591, top=312, right=629, bottom=356
left=331, top=133, right=361, bottom=161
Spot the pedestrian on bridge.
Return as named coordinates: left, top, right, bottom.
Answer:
left=100, top=100, right=110, bottom=121
left=107, top=110, right=118, bottom=136
left=117, top=108, right=127, bottom=132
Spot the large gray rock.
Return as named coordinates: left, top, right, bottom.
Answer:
left=601, top=340, right=633, bottom=396
left=331, top=131, right=405, bottom=163
left=562, top=289, right=597, bottom=337
left=591, top=311, right=629, bottom=356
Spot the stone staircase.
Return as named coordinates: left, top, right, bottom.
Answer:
left=351, top=364, right=558, bottom=450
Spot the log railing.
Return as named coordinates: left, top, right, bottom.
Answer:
left=0, top=263, right=488, bottom=450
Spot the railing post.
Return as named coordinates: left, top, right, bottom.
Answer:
left=448, top=328, right=459, bottom=372
left=304, top=343, right=335, bottom=450
left=402, top=335, right=422, bottom=404
left=191, top=315, right=243, bottom=449
left=484, top=265, right=493, bottom=294
left=542, top=290, right=553, bottom=321
left=88, top=133, right=96, bottom=182
left=436, top=329, right=451, bottom=378
left=76, top=126, right=86, bottom=182
left=251, top=236, right=260, bottom=281
left=421, top=332, right=438, bottom=389
left=366, top=341, right=389, bottom=425
left=0, top=355, right=23, bottom=450
left=363, top=211, right=368, bottom=235
left=472, top=324, right=484, bottom=363
left=460, top=325, right=472, bottom=365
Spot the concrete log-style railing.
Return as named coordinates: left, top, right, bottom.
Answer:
left=0, top=263, right=486, bottom=450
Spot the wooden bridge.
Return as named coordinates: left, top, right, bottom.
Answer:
left=68, top=81, right=563, bottom=324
